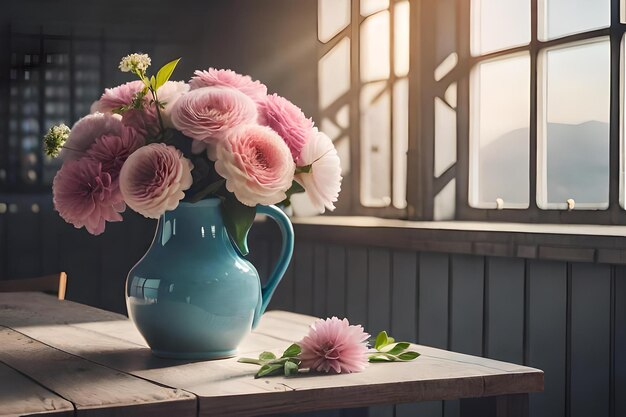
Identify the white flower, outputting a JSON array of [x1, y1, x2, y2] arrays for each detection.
[[43, 123, 71, 157], [157, 81, 190, 128], [119, 53, 151, 74], [295, 128, 342, 213]]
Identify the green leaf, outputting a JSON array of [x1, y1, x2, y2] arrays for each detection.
[[368, 353, 394, 362], [282, 343, 301, 358], [374, 331, 389, 350], [286, 181, 305, 196], [382, 342, 411, 355], [256, 363, 283, 378], [284, 361, 299, 376], [221, 194, 256, 256], [155, 58, 181, 90], [150, 75, 157, 90], [387, 337, 395, 344], [259, 351, 276, 361], [397, 351, 420, 361], [278, 181, 306, 207]]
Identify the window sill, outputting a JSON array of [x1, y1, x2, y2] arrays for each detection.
[[272, 216, 626, 264]]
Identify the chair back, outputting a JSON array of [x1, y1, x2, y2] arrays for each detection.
[[0, 272, 67, 300]]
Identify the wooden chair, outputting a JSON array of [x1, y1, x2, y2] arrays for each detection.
[[0, 272, 67, 300]]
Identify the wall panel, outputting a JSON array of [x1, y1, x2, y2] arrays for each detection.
[[527, 260, 567, 417], [570, 263, 611, 417], [486, 257, 525, 363]]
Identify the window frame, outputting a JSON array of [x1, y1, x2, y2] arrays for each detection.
[[416, 0, 626, 224]]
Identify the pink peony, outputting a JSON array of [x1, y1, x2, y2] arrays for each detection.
[[53, 158, 125, 235], [258, 93, 314, 162], [119, 143, 193, 219], [298, 317, 370, 374], [295, 128, 342, 213], [61, 113, 124, 161], [91, 80, 145, 114], [189, 68, 267, 101], [214, 125, 295, 206], [120, 108, 159, 137], [91, 80, 189, 135], [171, 86, 258, 144], [85, 127, 144, 180]]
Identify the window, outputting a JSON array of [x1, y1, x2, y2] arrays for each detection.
[[319, 0, 626, 224], [316, 0, 410, 217], [1, 29, 103, 193]]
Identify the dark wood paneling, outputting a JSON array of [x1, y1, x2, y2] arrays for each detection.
[[418, 252, 449, 349], [527, 260, 567, 417], [570, 263, 611, 417], [313, 244, 328, 318], [346, 247, 368, 327], [293, 242, 314, 316], [7, 209, 41, 278], [249, 237, 270, 285], [367, 248, 391, 337], [271, 238, 294, 312], [59, 225, 101, 307], [450, 254, 484, 355], [615, 267, 626, 417], [327, 245, 346, 318], [391, 251, 417, 342], [40, 199, 62, 275], [391, 251, 423, 417], [485, 257, 524, 363], [99, 221, 131, 314]]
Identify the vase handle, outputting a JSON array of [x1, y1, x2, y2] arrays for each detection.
[[252, 205, 294, 329]]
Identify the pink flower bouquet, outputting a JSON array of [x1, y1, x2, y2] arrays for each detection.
[[44, 53, 342, 253]]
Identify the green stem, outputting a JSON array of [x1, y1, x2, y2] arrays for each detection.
[[238, 357, 265, 365], [151, 88, 166, 133]]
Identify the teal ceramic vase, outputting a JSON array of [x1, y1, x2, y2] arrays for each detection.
[[125, 198, 294, 359]]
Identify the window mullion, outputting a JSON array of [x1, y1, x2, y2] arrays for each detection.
[[529, 0, 539, 217]]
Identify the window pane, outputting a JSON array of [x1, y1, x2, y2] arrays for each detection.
[[394, 1, 410, 77], [318, 37, 350, 109], [434, 179, 456, 220], [471, 0, 530, 56], [470, 54, 530, 208], [318, 0, 351, 43], [361, 11, 390, 82], [361, 82, 391, 207], [361, 0, 389, 16], [539, 0, 610, 41], [434, 97, 457, 178], [539, 39, 610, 209]]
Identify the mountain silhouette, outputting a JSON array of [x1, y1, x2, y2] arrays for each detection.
[[478, 121, 609, 205]]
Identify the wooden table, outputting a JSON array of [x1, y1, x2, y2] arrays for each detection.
[[0, 293, 543, 417]]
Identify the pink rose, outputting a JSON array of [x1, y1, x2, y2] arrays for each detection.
[[170, 86, 257, 144], [299, 317, 370, 374], [61, 113, 124, 161], [258, 93, 314, 162], [214, 125, 295, 206], [119, 144, 194, 219], [295, 128, 342, 213], [189, 68, 267, 101], [85, 127, 144, 180], [53, 158, 125, 235]]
